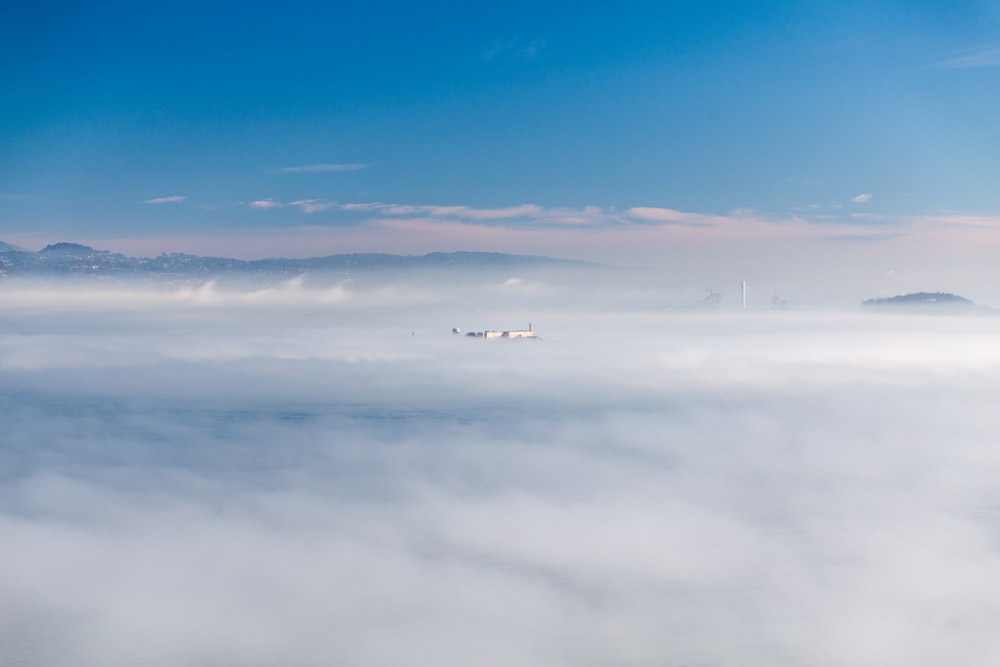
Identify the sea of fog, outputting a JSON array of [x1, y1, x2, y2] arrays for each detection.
[[3, 276, 1000, 666]]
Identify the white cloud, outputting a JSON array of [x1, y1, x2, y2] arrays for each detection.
[[626, 206, 714, 225], [344, 202, 612, 227], [244, 199, 335, 213], [399, 204, 545, 220], [340, 202, 387, 212], [852, 193, 873, 204], [143, 195, 187, 204], [273, 163, 372, 174], [247, 198, 284, 209], [289, 199, 336, 214]]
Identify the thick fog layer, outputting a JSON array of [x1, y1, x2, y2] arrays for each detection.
[[3, 275, 1000, 666]]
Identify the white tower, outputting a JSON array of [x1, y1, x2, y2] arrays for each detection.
[[741, 280, 747, 310]]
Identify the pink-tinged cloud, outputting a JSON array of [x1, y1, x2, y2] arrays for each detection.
[[75, 206, 1000, 306], [290, 199, 336, 214], [852, 193, 873, 204], [144, 195, 187, 204], [355, 211, 911, 270], [30, 197, 1000, 311], [625, 207, 717, 225]]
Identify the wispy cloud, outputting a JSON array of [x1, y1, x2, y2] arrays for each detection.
[[340, 202, 387, 212], [625, 207, 718, 226], [346, 201, 892, 240], [240, 197, 927, 249], [383, 204, 545, 220], [224, 197, 998, 270], [247, 198, 284, 209], [143, 195, 187, 205], [272, 163, 372, 174], [343, 202, 613, 227], [244, 198, 336, 214], [289, 199, 336, 214], [482, 36, 547, 62], [285, 200, 743, 230], [929, 45, 1000, 70]]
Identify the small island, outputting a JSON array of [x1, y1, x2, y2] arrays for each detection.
[[861, 292, 980, 314]]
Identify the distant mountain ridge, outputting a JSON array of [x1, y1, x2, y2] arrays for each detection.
[[0, 241, 597, 279]]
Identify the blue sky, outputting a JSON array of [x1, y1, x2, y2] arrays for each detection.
[[4, 0, 1000, 269]]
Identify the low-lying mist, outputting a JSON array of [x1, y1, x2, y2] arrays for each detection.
[[3, 273, 1000, 666]]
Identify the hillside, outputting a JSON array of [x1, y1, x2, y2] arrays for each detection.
[[0, 242, 597, 282], [861, 292, 984, 314]]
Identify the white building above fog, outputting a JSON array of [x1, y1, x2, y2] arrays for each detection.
[[464, 324, 538, 340], [484, 329, 535, 339]]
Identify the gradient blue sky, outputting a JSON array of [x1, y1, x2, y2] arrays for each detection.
[[4, 0, 1000, 267]]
